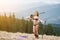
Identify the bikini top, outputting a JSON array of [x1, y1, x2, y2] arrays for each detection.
[[33, 19, 38, 21]]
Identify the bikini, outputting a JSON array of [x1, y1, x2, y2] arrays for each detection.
[[33, 18, 38, 26]]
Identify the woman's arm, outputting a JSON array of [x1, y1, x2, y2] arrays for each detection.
[[39, 18, 45, 24], [25, 15, 33, 21]]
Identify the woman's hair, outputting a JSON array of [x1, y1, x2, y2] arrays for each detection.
[[30, 14, 33, 18], [34, 11, 39, 16]]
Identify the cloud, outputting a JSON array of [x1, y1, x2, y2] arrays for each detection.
[[0, 0, 60, 13], [57, 16, 60, 20], [47, 16, 60, 23], [0, 0, 39, 5], [40, 0, 60, 4], [0, 0, 60, 6]]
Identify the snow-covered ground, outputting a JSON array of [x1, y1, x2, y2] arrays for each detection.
[[0, 31, 60, 40]]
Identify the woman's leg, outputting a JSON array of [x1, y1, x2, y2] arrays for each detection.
[[35, 25, 39, 38], [33, 25, 39, 38], [33, 26, 37, 37]]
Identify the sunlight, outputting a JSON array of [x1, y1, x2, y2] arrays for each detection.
[[0, 0, 39, 13]]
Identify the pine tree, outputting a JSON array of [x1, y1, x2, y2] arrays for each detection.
[[46, 24, 54, 35]]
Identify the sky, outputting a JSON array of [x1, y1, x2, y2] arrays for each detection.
[[0, 0, 60, 13], [0, 0, 60, 24]]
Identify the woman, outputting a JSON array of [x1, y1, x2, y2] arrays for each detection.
[[30, 12, 39, 38], [33, 12, 39, 38], [30, 12, 44, 39]]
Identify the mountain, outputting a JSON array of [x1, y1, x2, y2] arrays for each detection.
[[52, 24, 60, 36], [52, 24, 60, 27]]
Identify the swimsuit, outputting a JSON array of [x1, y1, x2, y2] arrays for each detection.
[[33, 16, 39, 33]]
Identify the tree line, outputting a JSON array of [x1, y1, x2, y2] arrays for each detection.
[[0, 12, 59, 36]]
